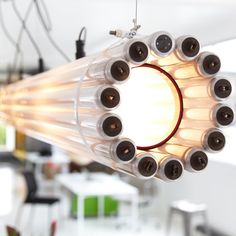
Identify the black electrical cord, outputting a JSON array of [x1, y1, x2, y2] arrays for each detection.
[[12, 0, 45, 72], [75, 27, 87, 59], [34, 0, 71, 62], [34, 0, 52, 32], [12, 0, 42, 58]]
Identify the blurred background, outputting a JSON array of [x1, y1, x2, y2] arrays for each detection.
[[0, 0, 236, 236]]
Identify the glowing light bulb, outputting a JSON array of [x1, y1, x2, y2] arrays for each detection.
[[116, 64, 182, 149]]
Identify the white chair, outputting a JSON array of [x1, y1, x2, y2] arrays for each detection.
[[115, 174, 158, 229], [166, 200, 210, 236]]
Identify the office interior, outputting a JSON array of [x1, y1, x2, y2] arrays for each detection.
[[0, 0, 236, 235]]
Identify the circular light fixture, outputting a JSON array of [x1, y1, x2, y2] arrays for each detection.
[[116, 64, 183, 150]]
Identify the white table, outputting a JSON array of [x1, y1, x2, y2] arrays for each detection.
[[56, 172, 139, 234], [26, 152, 70, 176]]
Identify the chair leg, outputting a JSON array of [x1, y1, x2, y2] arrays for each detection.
[[166, 209, 174, 236], [48, 206, 52, 233], [15, 203, 23, 229], [48, 204, 55, 232], [58, 202, 62, 224], [202, 212, 211, 236], [183, 214, 192, 236], [27, 205, 35, 235]]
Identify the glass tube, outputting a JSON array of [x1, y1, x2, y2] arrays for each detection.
[[7, 38, 149, 91], [152, 35, 200, 67], [157, 144, 208, 172], [170, 128, 226, 152], [178, 77, 232, 100], [181, 104, 235, 128], [0, 35, 155, 177], [168, 52, 221, 80], [92, 138, 137, 163], [116, 152, 158, 179], [4, 57, 131, 97], [146, 31, 175, 59], [151, 152, 184, 181], [183, 98, 217, 109], [2, 85, 121, 117], [0, 95, 124, 140], [0, 54, 132, 168], [78, 84, 121, 111], [0, 110, 136, 170]]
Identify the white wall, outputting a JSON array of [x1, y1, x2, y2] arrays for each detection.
[[0, 167, 14, 216], [1, 0, 236, 69]]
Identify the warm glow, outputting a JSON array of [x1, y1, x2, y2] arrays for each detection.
[[0, 32, 229, 180], [173, 64, 198, 79], [116, 65, 181, 148]]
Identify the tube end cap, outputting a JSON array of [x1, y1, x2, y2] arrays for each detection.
[[164, 160, 183, 180]]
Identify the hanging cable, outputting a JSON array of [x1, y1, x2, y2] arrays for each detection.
[[0, 0, 19, 51], [34, 0, 52, 32], [0, 0, 23, 82], [12, 0, 42, 58], [34, 0, 71, 62], [133, 0, 140, 31], [12, 0, 35, 77], [12, 0, 45, 72], [109, 0, 141, 39]]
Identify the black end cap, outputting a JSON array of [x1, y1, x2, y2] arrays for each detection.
[[214, 79, 232, 99], [155, 34, 173, 53], [164, 160, 183, 180], [138, 156, 157, 177], [116, 141, 136, 162], [100, 87, 120, 109], [129, 41, 149, 63], [190, 151, 208, 171], [102, 116, 122, 137], [110, 60, 130, 82], [216, 106, 234, 126], [181, 37, 200, 58], [203, 55, 221, 75], [207, 131, 225, 151]]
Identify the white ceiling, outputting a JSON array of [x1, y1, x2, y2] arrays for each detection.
[[0, 0, 236, 68]]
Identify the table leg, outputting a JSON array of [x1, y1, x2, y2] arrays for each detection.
[[183, 214, 192, 236], [77, 195, 84, 235], [61, 163, 69, 173], [35, 163, 43, 184], [98, 196, 105, 221], [131, 194, 139, 231]]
